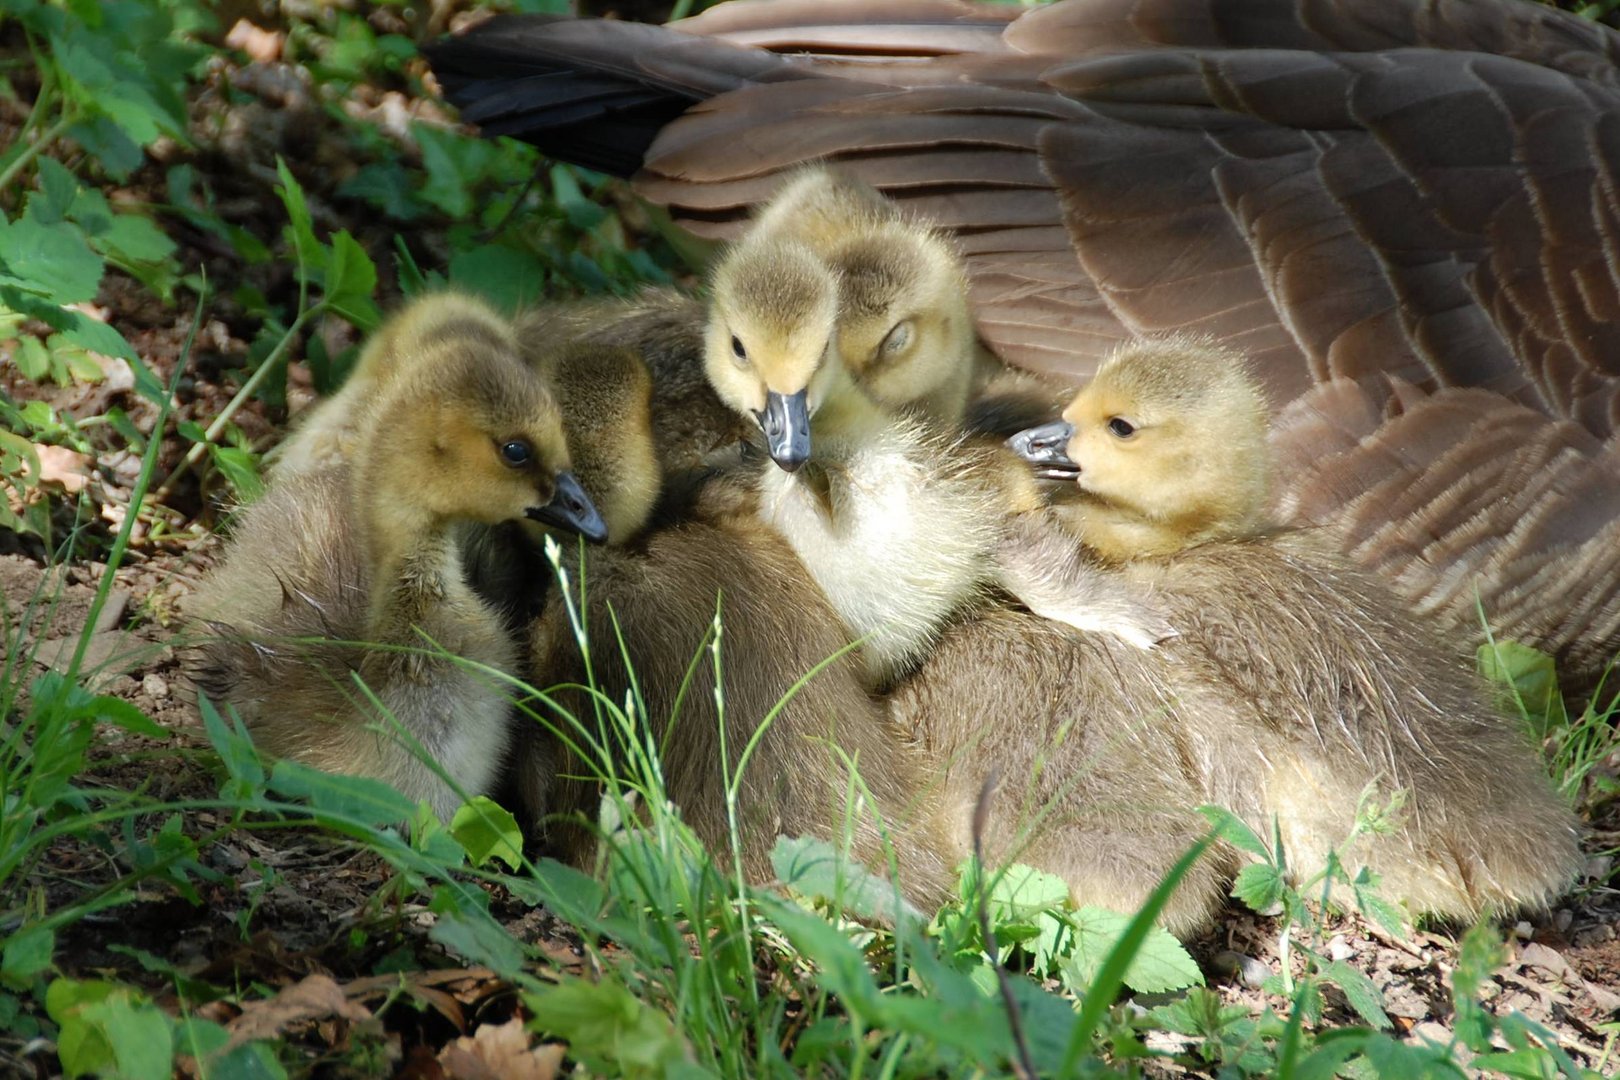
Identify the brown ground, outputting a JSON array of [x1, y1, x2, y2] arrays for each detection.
[[2, 3, 1617, 1074]]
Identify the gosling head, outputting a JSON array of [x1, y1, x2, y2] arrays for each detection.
[[538, 343, 662, 545], [1007, 337, 1271, 543], [361, 298, 608, 543], [829, 219, 976, 424], [704, 233, 841, 472]]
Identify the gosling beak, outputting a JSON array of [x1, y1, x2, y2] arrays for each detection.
[[527, 471, 609, 544], [755, 389, 811, 473], [1007, 420, 1080, 481]]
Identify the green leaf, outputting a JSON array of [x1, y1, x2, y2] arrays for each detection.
[[85, 695, 167, 739], [267, 759, 415, 826], [206, 1040, 288, 1080], [1, 926, 54, 988], [524, 978, 693, 1076], [414, 123, 484, 218], [35, 158, 79, 222], [1231, 862, 1287, 913], [1477, 639, 1568, 736], [771, 835, 922, 925], [322, 230, 380, 331], [755, 895, 883, 1012], [1350, 867, 1408, 939], [1061, 833, 1219, 1071], [274, 158, 325, 278], [1063, 906, 1202, 994], [198, 695, 266, 802], [14, 335, 50, 380], [1321, 959, 1391, 1029], [427, 888, 525, 978], [47, 978, 173, 1080], [95, 212, 178, 267], [0, 283, 137, 361], [0, 211, 103, 304], [449, 796, 523, 870], [447, 245, 546, 313], [208, 445, 264, 501], [66, 116, 144, 179], [989, 862, 1070, 915], [1197, 804, 1271, 860]]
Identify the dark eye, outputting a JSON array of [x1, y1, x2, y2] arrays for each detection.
[[500, 439, 533, 468], [731, 334, 748, 366], [1107, 418, 1136, 439]]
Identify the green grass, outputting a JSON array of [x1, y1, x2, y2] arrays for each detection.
[[3, 1, 1618, 1077]]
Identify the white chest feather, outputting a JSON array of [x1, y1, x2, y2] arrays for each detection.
[[758, 426, 997, 683]]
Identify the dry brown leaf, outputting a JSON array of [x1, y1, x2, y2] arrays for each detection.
[[34, 445, 92, 494], [227, 973, 374, 1047], [225, 19, 285, 63], [438, 1018, 563, 1080]]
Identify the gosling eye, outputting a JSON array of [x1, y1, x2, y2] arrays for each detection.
[[1107, 417, 1137, 440], [731, 334, 749, 368], [880, 320, 913, 355], [499, 439, 534, 468]]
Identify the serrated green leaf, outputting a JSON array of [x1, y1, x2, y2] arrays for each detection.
[[449, 796, 523, 870], [274, 158, 325, 278], [267, 759, 415, 826], [1351, 872, 1408, 940], [0, 283, 137, 361], [14, 335, 49, 380], [322, 230, 380, 331], [1, 926, 54, 987], [1197, 804, 1271, 860], [66, 116, 144, 179], [0, 212, 103, 304], [1063, 906, 1202, 994], [95, 212, 177, 266], [34, 158, 78, 223], [989, 862, 1070, 914], [1321, 959, 1390, 1029], [771, 835, 921, 925], [1231, 862, 1286, 913]]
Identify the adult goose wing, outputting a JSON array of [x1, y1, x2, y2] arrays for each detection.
[[425, 0, 1620, 684]]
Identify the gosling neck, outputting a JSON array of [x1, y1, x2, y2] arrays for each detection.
[[806, 368, 892, 461], [1050, 496, 1232, 564], [352, 439, 464, 640]]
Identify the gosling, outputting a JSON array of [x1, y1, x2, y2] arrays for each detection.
[[511, 342, 963, 910], [187, 293, 606, 820], [1008, 337, 1583, 920]]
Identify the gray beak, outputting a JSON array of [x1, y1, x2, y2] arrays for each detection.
[[1007, 420, 1080, 481], [527, 470, 609, 544], [756, 389, 811, 473]]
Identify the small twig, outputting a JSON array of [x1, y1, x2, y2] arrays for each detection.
[[972, 772, 1039, 1080], [155, 306, 317, 500], [1361, 919, 1429, 963], [476, 170, 541, 243], [0, 111, 75, 195]]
